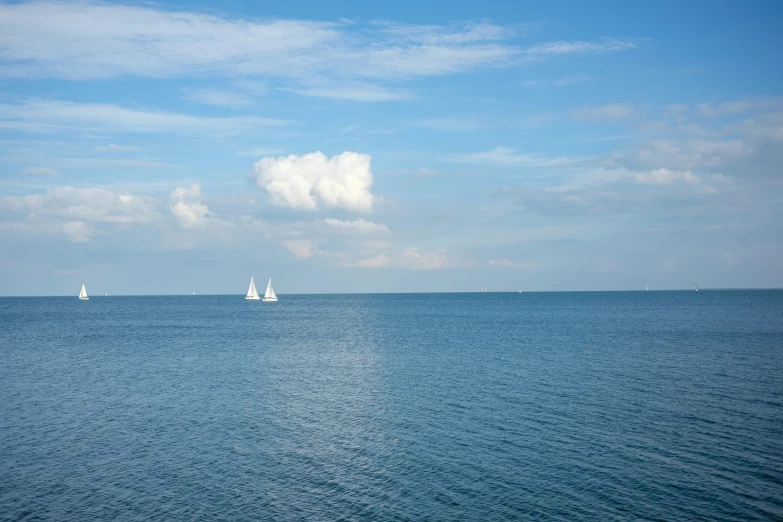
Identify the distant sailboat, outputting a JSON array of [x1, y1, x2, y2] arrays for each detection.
[[78, 284, 89, 301], [246, 277, 260, 300], [646, 285, 649, 291], [694, 282, 699, 292], [262, 278, 278, 302]]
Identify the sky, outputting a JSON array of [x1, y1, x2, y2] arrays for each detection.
[[0, 0, 781, 295]]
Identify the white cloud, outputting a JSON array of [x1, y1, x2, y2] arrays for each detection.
[[571, 104, 634, 121], [0, 186, 159, 241], [169, 183, 211, 229], [21, 166, 59, 176], [322, 218, 389, 234], [95, 144, 140, 152], [418, 168, 438, 177], [282, 239, 320, 259], [0, 99, 284, 135], [0, 2, 640, 87], [253, 151, 375, 213], [4, 187, 158, 224], [633, 168, 701, 185], [60, 220, 94, 242]]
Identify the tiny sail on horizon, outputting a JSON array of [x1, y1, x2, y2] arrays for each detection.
[[694, 282, 699, 292], [78, 284, 89, 301], [263, 278, 278, 302], [246, 276, 260, 300]]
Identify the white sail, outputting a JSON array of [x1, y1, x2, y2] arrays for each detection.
[[78, 284, 89, 300], [245, 276, 260, 300], [263, 278, 277, 302]]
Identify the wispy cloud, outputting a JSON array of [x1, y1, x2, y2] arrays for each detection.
[[55, 158, 176, 169], [414, 117, 485, 132], [571, 104, 634, 121], [521, 75, 592, 88], [633, 168, 701, 186], [0, 2, 641, 91], [95, 144, 141, 152], [521, 38, 642, 59], [238, 147, 288, 157], [339, 124, 359, 135], [294, 84, 415, 102], [322, 218, 389, 234], [347, 247, 453, 269], [578, 135, 631, 143], [183, 89, 252, 109], [453, 146, 579, 167], [0, 99, 284, 135], [488, 258, 540, 269], [282, 239, 321, 259], [374, 21, 516, 45], [20, 166, 59, 176]]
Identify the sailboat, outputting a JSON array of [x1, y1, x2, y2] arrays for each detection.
[[78, 284, 89, 301], [245, 276, 260, 300], [262, 278, 278, 302], [646, 285, 649, 291], [694, 283, 699, 292]]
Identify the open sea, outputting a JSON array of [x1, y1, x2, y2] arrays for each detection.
[[1, 291, 782, 521]]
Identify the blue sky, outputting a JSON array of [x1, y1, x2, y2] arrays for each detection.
[[0, 0, 781, 295]]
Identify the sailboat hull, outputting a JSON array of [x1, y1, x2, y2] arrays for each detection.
[[79, 297, 89, 301], [245, 296, 260, 300], [262, 297, 277, 302]]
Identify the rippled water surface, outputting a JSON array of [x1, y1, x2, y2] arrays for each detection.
[[1, 291, 782, 521]]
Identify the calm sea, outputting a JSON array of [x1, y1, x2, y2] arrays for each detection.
[[1, 291, 782, 521]]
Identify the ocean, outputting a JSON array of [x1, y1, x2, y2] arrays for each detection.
[[1, 291, 782, 520]]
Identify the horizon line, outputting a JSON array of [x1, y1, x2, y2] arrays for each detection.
[[2, 288, 782, 298]]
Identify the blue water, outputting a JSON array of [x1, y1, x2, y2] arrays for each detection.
[[1, 291, 782, 521]]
